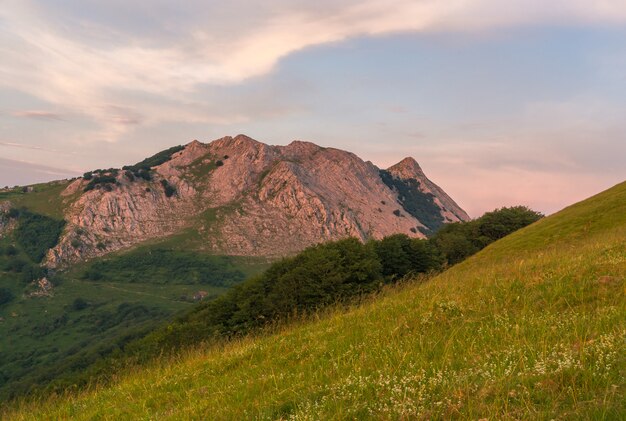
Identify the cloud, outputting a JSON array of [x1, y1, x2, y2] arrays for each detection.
[[0, 141, 65, 153], [11, 110, 64, 121], [2, 0, 626, 143], [0, 157, 78, 186]]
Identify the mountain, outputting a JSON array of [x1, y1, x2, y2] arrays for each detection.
[[6, 180, 623, 419], [42, 134, 468, 267], [0, 134, 467, 402]]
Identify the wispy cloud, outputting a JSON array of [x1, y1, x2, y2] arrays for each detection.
[[0, 157, 79, 186], [11, 110, 64, 121], [2, 0, 626, 143], [0, 141, 70, 154]]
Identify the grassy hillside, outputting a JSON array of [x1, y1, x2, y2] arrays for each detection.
[[0, 218, 268, 400], [5, 183, 624, 419]]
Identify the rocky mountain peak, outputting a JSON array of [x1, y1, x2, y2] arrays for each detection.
[[388, 157, 426, 180], [46, 135, 469, 266]]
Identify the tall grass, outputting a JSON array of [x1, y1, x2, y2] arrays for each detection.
[[3, 182, 625, 420]]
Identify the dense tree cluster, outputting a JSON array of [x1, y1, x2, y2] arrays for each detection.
[[14, 209, 66, 263], [431, 206, 543, 265]]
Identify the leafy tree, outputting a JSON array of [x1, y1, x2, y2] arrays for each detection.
[[432, 206, 543, 265], [478, 206, 543, 241], [374, 234, 443, 279]]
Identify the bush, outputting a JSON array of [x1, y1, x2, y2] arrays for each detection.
[[14, 210, 66, 262], [71, 298, 89, 311], [4, 257, 27, 272], [136, 170, 152, 181], [0, 288, 14, 305], [123, 145, 184, 173], [215, 160, 224, 167], [160, 180, 176, 198], [83, 172, 93, 180], [21, 264, 45, 283], [83, 175, 117, 192], [5, 244, 17, 256]]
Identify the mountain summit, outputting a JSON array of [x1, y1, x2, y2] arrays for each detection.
[[46, 135, 469, 266]]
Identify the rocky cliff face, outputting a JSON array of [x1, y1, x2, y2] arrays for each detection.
[[45, 135, 469, 266]]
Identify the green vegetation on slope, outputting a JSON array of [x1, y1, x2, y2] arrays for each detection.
[[1, 206, 542, 410], [122, 145, 184, 173], [5, 181, 624, 420], [13, 209, 66, 262], [0, 181, 73, 219], [81, 248, 246, 286], [0, 222, 265, 401], [379, 169, 444, 234]]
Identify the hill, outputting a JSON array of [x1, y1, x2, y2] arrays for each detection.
[[5, 182, 623, 419]]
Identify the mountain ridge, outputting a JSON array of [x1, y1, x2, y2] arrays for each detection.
[[5, 134, 468, 267]]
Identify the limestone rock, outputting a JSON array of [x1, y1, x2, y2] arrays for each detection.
[[45, 135, 469, 265]]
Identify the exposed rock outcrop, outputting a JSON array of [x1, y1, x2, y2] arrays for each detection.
[[44, 135, 469, 266]]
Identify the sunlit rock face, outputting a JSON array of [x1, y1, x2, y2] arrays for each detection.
[[47, 134, 469, 266]]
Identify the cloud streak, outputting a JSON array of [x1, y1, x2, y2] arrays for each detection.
[[11, 110, 64, 121]]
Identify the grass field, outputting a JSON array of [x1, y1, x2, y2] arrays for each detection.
[[4, 183, 623, 419]]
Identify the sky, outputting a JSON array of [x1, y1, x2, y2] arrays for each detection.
[[1, 1, 626, 216]]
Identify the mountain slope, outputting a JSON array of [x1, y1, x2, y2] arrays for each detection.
[[38, 134, 468, 266], [9, 182, 624, 420]]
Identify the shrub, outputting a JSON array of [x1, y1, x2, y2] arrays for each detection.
[[83, 172, 93, 180], [393, 209, 401, 217], [215, 160, 224, 167], [136, 170, 152, 181], [71, 298, 89, 311], [123, 145, 184, 173], [160, 180, 176, 198], [0, 288, 14, 305], [21, 264, 45, 283], [15, 210, 66, 262], [4, 257, 27, 273], [5, 244, 17, 256], [83, 175, 117, 192]]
